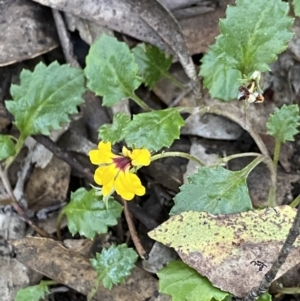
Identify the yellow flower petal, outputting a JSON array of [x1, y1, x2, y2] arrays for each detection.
[[94, 165, 118, 196], [89, 141, 115, 165], [115, 170, 145, 201], [122, 146, 131, 157], [130, 149, 151, 166]]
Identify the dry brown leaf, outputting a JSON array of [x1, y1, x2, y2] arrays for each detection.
[[25, 156, 70, 212], [0, 0, 58, 66], [9, 237, 158, 301], [149, 206, 300, 297]]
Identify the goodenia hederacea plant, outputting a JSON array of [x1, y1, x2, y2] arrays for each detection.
[[89, 244, 138, 298], [59, 188, 123, 239], [293, 0, 300, 16], [15, 280, 55, 301], [158, 261, 230, 301], [0, 135, 16, 161], [99, 109, 185, 152], [200, 0, 294, 101], [98, 113, 131, 144], [132, 43, 178, 89], [84, 35, 149, 110], [170, 164, 255, 216], [5, 61, 85, 153], [267, 104, 300, 171]]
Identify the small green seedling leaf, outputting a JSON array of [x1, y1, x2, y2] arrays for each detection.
[[149, 206, 300, 297], [170, 165, 253, 216], [293, 0, 300, 17], [267, 104, 300, 143], [0, 135, 15, 161], [124, 108, 184, 151], [6, 62, 85, 140], [85, 35, 142, 106], [62, 188, 123, 239], [15, 281, 49, 301], [132, 43, 172, 89], [158, 261, 230, 301], [200, 0, 294, 101], [91, 244, 138, 289], [99, 113, 131, 144]]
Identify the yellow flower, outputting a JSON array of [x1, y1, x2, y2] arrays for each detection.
[[89, 141, 151, 201]]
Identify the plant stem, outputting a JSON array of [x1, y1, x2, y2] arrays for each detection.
[[273, 139, 281, 173], [123, 200, 148, 259], [239, 156, 265, 178], [131, 93, 153, 111], [151, 151, 204, 166], [214, 152, 261, 166], [243, 204, 300, 301], [0, 166, 52, 238], [41, 280, 57, 286], [290, 194, 300, 208]]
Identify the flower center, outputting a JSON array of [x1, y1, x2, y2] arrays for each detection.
[[113, 156, 131, 171]]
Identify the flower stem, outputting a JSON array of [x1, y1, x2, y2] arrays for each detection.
[[131, 93, 153, 111], [213, 152, 262, 166], [151, 151, 204, 166], [290, 194, 300, 208], [273, 139, 281, 173], [0, 166, 52, 238]]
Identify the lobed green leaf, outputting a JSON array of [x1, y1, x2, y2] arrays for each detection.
[[266, 104, 300, 143], [124, 108, 184, 151], [85, 35, 142, 106], [158, 261, 230, 301], [170, 166, 253, 216], [132, 43, 172, 89], [0, 135, 15, 161], [6, 62, 85, 139], [293, 0, 300, 17], [62, 188, 123, 239], [15, 282, 49, 301], [200, 0, 294, 101], [98, 113, 131, 144], [91, 244, 138, 289]]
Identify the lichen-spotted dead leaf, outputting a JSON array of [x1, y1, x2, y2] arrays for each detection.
[[148, 206, 300, 297]]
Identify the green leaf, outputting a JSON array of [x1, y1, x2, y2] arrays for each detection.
[[149, 206, 299, 297], [132, 43, 172, 89], [6, 62, 85, 140], [15, 282, 49, 301], [257, 293, 272, 301], [99, 113, 131, 144], [124, 108, 184, 151], [200, 0, 294, 101], [91, 244, 138, 289], [62, 188, 123, 239], [0, 135, 15, 161], [170, 165, 253, 216], [85, 35, 142, 106], [266, 104, 300, 143], [158, 261, 229, 301], [200, 44, 241, 100], [293, 0, 300, 17]]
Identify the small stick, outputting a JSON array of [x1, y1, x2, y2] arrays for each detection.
[[123, 200, 148, 259], [33, 135, 94, 184], [243, 205, 300, 300], [0, 167, 52, 238], [51, 9, 80, 68]]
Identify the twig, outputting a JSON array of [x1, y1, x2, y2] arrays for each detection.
[[0, 167, 52, 238], [123, 200, 148, 259], [51, 9, 80, 68], [242, 206, 300, 300], [33, 135, 94, 183]]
